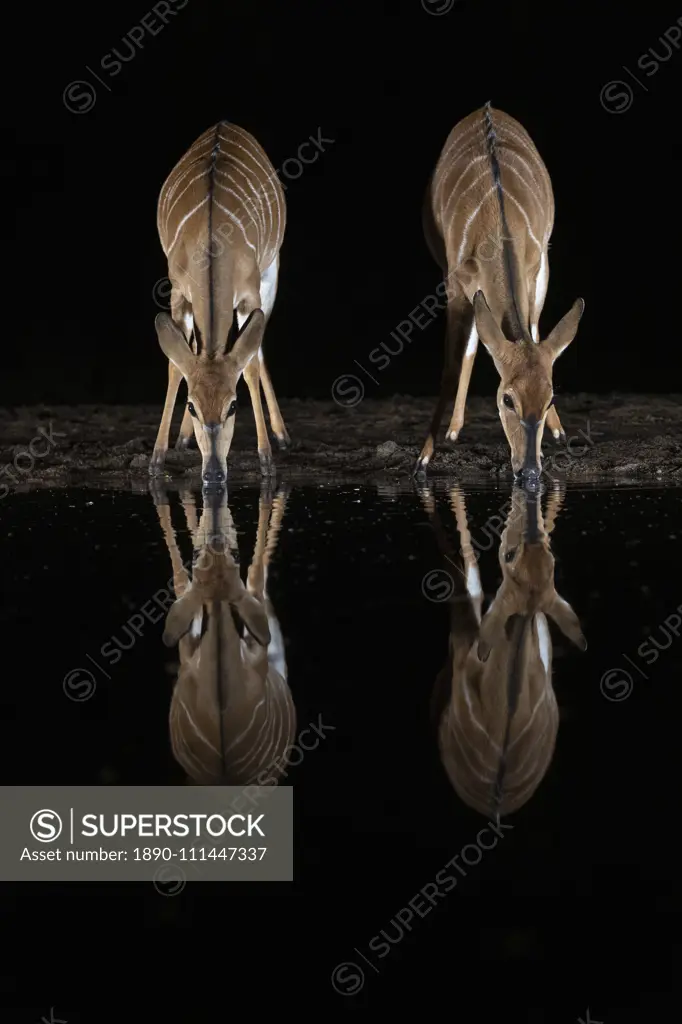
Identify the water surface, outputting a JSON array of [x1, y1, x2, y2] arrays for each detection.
[[2, 480, 681, 1016]]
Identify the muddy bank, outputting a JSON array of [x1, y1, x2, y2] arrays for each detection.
[[2, 394, 682, 492]]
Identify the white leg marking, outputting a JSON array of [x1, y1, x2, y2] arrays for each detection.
[[536, 613, 551, 674], [266, 611, 287, 680], [183, 311, 194, 340], [465, 321, 479, 356], [466, 563, 482, 599], [260, 258, 279, 320], [535, 251, 548, 313], [190, 609, 203, 639], [531, 251, 548, 343]]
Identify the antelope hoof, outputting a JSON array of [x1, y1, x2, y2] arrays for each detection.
[[259, 450, 275, 478], [445, 427, 461, 444], [149, 453, 166, 477], [276, 432, 291, 451], [149, 479, 169, 506], [175, 434, 197, 451], [413, 456, 428, 480]]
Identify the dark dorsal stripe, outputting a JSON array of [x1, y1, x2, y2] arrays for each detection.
[[482, 102, 528, 343], [206, 125, 220, 357]]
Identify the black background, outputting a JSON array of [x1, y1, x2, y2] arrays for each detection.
[[2, 1, 682, 1018], [3, 0, 682, 407]]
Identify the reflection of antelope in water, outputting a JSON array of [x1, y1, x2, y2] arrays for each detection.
[[152, 483, 296, 785], [421, 483, 585, 819]]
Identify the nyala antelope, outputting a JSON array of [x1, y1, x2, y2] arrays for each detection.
[[421, 483, 585, 819], [152, 483, 296, 786], [416, 103, 585, 485], [152, 122, 289, 487]]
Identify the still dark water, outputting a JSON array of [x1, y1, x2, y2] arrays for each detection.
[[2, 481, 682, 1020]]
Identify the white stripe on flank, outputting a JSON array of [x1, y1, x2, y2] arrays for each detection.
[[213, 176, 260, 247], [460, 680, 502, 753], [445, 169, 496, 228], [219, 127, 279, 249], [212, 199, 256, 251], [497, 157, 544, 210], [166, 195, 210, 256], [165, 168, 211, 227], [162, 142, 215, 211], [439, 118, 486, 169], [440, 154, 489, 219], [500, 129, 550, 191], [496, 143, 547, 201], [215, 166, 266, 241], [501, 188, 542, 251], [228, 125, 282, 248], [456, 185, 497, 263]]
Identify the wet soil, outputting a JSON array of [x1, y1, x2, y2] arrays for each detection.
[[2, 394, 682, 492]]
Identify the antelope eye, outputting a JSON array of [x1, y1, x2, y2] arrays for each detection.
[[227, 400, 237, 418], [502, 394, 515, 410], [187, 402, 197, 417], [505, 548, 517, 563]]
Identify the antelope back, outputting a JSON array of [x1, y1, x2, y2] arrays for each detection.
[[431, 104, 553, 331], [157, 121, 286, 354]]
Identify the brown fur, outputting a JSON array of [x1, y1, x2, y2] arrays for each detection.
[[151, 122, 289, 482], [422, 483, 585, 818], [416, 105, 585, 478], [153, 484, 296, 786]]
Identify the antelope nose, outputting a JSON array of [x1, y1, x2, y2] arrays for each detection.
[[521, 466, 540, 489], [203, 460, 225, 486]]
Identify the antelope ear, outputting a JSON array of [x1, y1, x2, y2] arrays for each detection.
[[155, 313, 195, 377], [542, 298, 585, 362], [546, 594, 586, 650], [229, 309, 265, 371], [232, 590, 271, 647], [163, 589, 201, 646], [473, 290, 514, 368]]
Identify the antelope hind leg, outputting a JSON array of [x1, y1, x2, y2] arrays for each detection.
[[414, 295, 472, 477], [151, 359, 182, 476], [260, 354, 290, 450], [175, 403, 197, 450], [244, 358, 275, 478]]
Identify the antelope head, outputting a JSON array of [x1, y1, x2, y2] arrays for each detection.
[[472, 291, 585, 487], [478, 485, 586, 661], [154, 309, 265, 488]]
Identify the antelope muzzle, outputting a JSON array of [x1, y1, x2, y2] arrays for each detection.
[[202, 422, 226, 489], [517, 415, 541, 489]]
